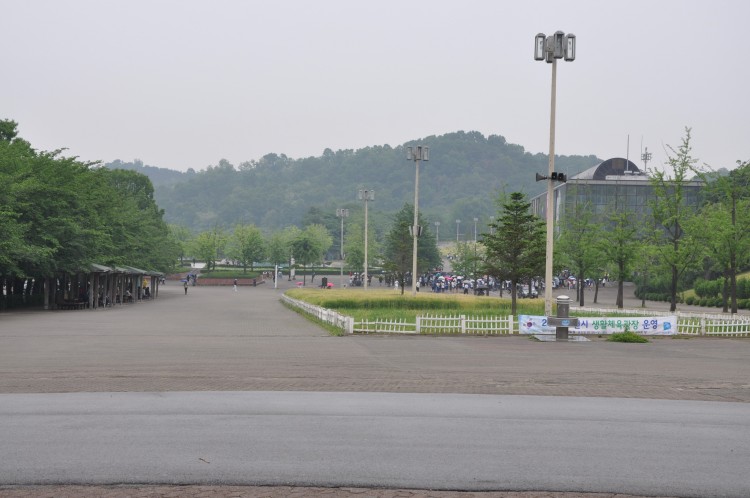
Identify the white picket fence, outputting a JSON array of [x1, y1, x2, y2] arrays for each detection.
[[280, 294, 354, 334], [355, 318, 415, 334], [281, 295, 750, 337], [353, 315, 515, 335]]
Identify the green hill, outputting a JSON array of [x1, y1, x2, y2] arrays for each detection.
[[108, 130, 600, 233]]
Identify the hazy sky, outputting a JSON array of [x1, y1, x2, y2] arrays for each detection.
[[4, 0, 749, 173]]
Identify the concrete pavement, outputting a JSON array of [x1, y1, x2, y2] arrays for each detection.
[[1, 280, 748, 401], [1, 278, 748, 497]]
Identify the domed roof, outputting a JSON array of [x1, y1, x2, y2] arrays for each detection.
[[573, 158, 644, 180]]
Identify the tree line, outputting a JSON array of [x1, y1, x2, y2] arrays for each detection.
[[113, 130, 601, 235], [0, 120, 180, 307], [170, 202, 442, 289]]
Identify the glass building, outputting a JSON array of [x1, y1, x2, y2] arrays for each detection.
[[530, 157, 703, 228]]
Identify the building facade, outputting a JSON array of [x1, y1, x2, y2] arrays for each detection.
[[530, 157, 703, 228]]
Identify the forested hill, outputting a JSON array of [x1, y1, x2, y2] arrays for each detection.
[[108, 131, 601, 233], [106, 159, 198, 187]]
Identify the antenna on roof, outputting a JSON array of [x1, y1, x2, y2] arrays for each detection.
[[641, 146, 652, 173], [626, 135, 630, 173]]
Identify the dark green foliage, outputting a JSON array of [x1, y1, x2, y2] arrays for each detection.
[[740, 278, 750, 299], [482, 192, 546, 314], [382, 203, 441, 292], [140, 131, 600, 233], [106, 159, 198, 187], [694, 278, 722, 298], [0, 120, 180, 282]]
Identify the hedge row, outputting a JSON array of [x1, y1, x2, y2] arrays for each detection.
[[694, 277, 750, 299], [684, 296, 750, 309]]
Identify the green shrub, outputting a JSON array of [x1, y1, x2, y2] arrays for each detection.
[[607, 331, 649, 343], [739, 278, 750, 299], [685, 296, 695, 305], [693, 278, 722, 298]]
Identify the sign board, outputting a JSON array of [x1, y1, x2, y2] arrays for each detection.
[[519, 315, 677, 335]]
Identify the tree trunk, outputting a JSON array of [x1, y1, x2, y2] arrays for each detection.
[[593, 280, 599, 304], [616, 260, 625, 309], [670, 265, 678, 312], [579, 275, 585, 307]]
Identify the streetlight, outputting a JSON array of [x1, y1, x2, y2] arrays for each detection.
[[473, 217, 479, 279], [434, 221, 440, 245], [407, 145, 429, 296], [456, 219, 461, 242], [534, 30, 576, 318], [336, 208, 349, 288], [358, 189, 374, 290]]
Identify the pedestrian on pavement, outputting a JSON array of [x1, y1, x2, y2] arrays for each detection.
[[184, 280, 188, 295], [233, 279, 238, 292]]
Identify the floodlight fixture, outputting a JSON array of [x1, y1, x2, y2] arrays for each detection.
[[534, 33, 546, 61], [564, 33, 576, 61]]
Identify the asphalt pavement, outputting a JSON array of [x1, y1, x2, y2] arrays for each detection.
[[1, 276, 748, 497]]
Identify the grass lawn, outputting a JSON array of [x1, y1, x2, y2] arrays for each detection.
[[286, 287, 546, 321]]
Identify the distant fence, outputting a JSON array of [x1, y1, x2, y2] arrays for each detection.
[[281, 297, 750, 337]]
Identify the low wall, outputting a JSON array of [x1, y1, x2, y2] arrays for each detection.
[[197, 278, 265, 286]]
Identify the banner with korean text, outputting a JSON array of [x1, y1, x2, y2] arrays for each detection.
[[518, 315, 677, 335]]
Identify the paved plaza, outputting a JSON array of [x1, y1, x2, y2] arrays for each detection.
[[1, 279, 749, 401], [1, 279, 749, 498]]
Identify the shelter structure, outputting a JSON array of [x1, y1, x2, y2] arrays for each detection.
[[40, 264, 163, 310]]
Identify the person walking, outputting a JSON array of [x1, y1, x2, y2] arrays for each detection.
[[233, 278, 238, 292], [184, 280, 188, 295]]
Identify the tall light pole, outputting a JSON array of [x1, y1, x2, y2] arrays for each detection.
[[434, 221, 440, 245], [473, 217, 479, 279], [407, 145, 429, 296], [336, 208, 349, 288], [456, 219, 461, 242], [534, 30, 576, 317], [358, 189, 374, 290]]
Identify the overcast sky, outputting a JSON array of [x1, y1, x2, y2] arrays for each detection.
[[4, 0, 748, 173]]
